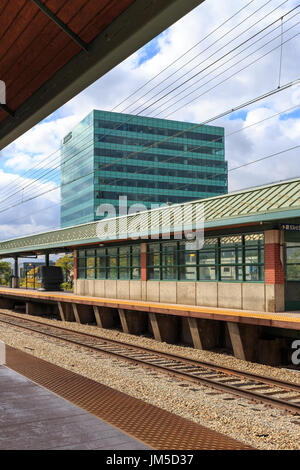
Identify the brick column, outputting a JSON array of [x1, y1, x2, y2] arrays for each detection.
[[141, 243, 147, 282], [73, 250, 77, 281], [265, 230, 284, 284], [264, 230, 285, 312]]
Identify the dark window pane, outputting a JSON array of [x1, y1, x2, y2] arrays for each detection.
[[132, 246, 141, 255], [199, 250, 216, 264], [179, 266, 197, 280], [178, 251, 197, 265], [86, 249, 95, 256], [119, 268, 130, 279], [162, 253, 176, 267], [220, 266, 236, 281], [78, 269, 85, 279], [199, 266, 216, 280], [86, 268, 95, 279], [287, 265, 300, 280], [245, 248, 259, 264], [132, 268, 141, 279], [86, 257, 94, 268], [148, 252, 160, 266], [286, 247, 300, 263], [149, 244, 160, 253], [245, 265, 260, 281], [221, 249, 235, 264], [162, 267, 176, 280], [148, 267, 160, 280], [132, 255, 140, 267], [107, 267, 117, 279], [119, 256, 129, 268]]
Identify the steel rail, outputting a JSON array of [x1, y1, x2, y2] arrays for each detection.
[[0, 310, 298, 391], [0, 311, 299, 414]]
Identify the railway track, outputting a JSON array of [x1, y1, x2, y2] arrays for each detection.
[[0, 311, 300, 415]]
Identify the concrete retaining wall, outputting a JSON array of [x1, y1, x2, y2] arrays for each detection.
[[74, 280, 284, 312]]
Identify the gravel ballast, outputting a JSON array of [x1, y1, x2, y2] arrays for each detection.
[[0, 309, 299, 450]]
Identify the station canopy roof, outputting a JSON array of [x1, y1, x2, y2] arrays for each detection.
[[0, 177, 300, 258], [0, 0, 203, 150]]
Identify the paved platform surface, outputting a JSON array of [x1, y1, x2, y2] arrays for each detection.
[[0, 286, 300, 330], [0, 366, 149, 450]]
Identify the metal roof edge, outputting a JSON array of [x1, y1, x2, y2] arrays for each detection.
[[0, 177, 299, 248]]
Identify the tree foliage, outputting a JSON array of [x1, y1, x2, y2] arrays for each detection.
[[0, 261, 12, 285], [55, 254, 74, 283]]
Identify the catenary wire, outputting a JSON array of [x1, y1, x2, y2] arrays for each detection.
[[127, 0, 293, 115], [1, 102, 299, 234], [0, 79, 298, 216], [1, 15, 297, 208], [0, 0, 290, 198]]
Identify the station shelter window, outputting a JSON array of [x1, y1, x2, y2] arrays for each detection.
[[77, 245, 140, 280], [147, 233, 264, 282], [286, 242, 300, 280]]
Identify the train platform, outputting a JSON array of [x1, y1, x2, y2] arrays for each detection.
[[1, 345, 253, 450], [0, 286, 300, 331], [0, 365, 148, 450]]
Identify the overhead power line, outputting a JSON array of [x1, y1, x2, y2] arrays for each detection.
[[112, 0, 258, 112], [0, 78, 298, 216], [0, 0, 288, 198], [1, 102, 299, 231], [127, 0, 293, 115], [1, 17, 298, 209]]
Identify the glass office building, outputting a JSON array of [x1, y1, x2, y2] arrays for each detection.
[[61, 110, 227, 228]]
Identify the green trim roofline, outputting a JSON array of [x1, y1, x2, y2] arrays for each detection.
[[1, 177, 300, 257]]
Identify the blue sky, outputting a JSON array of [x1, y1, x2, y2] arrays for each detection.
[[279, 108, 300, 120], [137, 36, 162, 66], [0, 0, 299, 241]]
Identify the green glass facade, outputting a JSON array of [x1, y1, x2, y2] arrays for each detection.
[[77, 232, 264, 283], [147, 233, 264, 282], [286, 242, 300, 280], [77, 245, 141, 280], [61, 110, 227, 228]]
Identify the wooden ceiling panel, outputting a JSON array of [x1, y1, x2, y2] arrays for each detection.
[[0, 1, 26, 42], [0, 0, 138, 124], [2, 0, 136, 114], [0, 1, 35, 57], [10, 41, 79, 111], [5, 18, 68, 86], [44, 0, 70, 13], [9, 34, 78, 109], [66, 0, 112, 35], [0, 109, 6, 122], [0, 11, 50, 79], [0, 0, 9, 16], [78, 0, 134, 43], [45, 0, 88, 25], [0, 0, 202, 143]]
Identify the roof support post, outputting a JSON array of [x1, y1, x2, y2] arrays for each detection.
[[187, 317, 203, 350], [31, 0, 89, 51], [227, 322, 246, 361]]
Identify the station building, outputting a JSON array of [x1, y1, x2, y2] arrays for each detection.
[[1, 177, 300, 365], [60, 177, 300, 314], [60, 110, 227, 227]]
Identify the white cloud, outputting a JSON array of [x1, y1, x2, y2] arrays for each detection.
[[0, 0, 299, 238]]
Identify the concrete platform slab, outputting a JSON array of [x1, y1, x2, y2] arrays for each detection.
[[0, 366, 149, 450], [1, 286, 300, 331]]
